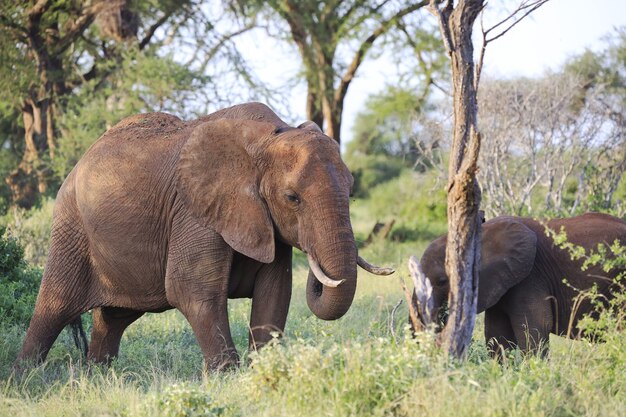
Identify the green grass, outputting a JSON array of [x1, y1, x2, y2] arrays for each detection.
[[0, 174, 624, 416]]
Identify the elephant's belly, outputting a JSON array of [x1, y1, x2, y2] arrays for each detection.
[[86, 222, 170, 310]]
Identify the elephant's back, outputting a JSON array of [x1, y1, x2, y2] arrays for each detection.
[[73, 112, 188, 207], [548, 213, 626, 248], [79, 112, 187, 163]]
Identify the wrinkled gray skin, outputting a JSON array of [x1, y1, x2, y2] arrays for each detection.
[[419, 213, 626, 356], [17, 103, 366, 371]]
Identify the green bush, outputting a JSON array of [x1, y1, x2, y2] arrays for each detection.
[[2, 197, 54, 268], [347, 155, 405, 198], [351, 170, 448, 244], [0, 226, 42, 327], [547, 226, 626, 342], [141, 383, 228, 417]]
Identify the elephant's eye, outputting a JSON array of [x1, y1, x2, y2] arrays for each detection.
[[285, 192, 300, 204]]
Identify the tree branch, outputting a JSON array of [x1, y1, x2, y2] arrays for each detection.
[[335, 0, 430, 107], [139, 10, 175, 50], [484, 0, 550, 43], [196, 23, 256, 71], [54, 2, 111, 54]]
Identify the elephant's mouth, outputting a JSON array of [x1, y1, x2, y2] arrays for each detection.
[[436, 302, 449, 331], [416, 301, 449, 332]]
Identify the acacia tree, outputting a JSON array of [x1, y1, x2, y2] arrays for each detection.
[[0, 0, 255, 208], [233, 0, 437, 143], [0, 1, 190, 206]]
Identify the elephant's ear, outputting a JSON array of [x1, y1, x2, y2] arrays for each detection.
[[478, 218, 537, 311], [176, 119, 275, 263]]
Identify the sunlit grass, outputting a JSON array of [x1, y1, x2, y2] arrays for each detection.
[[2, 315, 624, 417]]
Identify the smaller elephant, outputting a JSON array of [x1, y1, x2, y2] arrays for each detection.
[[418, 213, 625, 356]]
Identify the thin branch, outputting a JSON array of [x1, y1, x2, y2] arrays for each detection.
[[0, 14, 29, 36], [484, 0, 550, 44], [400, 277, 422, 333], [334, 0, 430, 107], [54, 2, 111, 54], [139, 10, 175, 50], [389, 299, 403, 344], [197, 23, 256, 70]]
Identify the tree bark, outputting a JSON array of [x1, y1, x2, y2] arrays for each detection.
[[431, 0, 483, 358]]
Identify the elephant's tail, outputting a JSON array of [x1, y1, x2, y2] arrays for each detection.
[[69, 315, 88, 358]]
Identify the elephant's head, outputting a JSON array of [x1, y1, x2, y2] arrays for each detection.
[[418, 217, 538, 327], [176, 103, 391, 321]]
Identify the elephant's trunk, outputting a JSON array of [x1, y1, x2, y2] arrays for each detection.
[[305, 226, 357, 321]]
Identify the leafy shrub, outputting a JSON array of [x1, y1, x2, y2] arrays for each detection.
[[547, 227, 626, 341], [0, 226, 42, 326], [569, 240, 625, 341], [348, 155, 405, 198], [2, 197, 54, 268], [142, 383, 228, 417]]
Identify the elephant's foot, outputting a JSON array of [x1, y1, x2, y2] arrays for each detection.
[[204, 348, 240, 372]]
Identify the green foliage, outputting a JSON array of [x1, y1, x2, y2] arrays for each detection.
[[1, 198, 54, 268], [345, 86, 446, 197], [54, 48, 209, 180], [0, 226, 42, 327], [348, 154, 405, 198], [352, 170, 448, 243], [145, 383, 228, 417], [545, 226, 626, 342], [565, 27, 626, 108], [347, 87, 422, 160]]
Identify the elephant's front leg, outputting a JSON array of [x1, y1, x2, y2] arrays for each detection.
[[484, 306, 518, 361], [504, 286, 553, 357], [166, 220, 239, 371], [249, 242, 292, 350]]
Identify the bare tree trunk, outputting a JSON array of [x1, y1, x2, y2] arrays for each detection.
[[6, 98, 54, 208], [306, 90, 324, 128], [430, 0, 483, 358]]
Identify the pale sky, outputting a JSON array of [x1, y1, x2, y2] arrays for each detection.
[[479, 0, 626, 77], [235, 0, 626, 143]]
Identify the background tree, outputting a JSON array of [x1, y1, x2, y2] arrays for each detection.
[[232, 0, 439, 143], [478, 29, 626, 217], [0, 0, 255, 209]]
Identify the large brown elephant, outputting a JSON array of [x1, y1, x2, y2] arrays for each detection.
[[418, 213, 625, 356], [17, 102, 391, 370]]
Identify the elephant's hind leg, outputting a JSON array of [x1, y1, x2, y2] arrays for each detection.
[[17, 216, 93, 365], [88, 307, 144, 364]]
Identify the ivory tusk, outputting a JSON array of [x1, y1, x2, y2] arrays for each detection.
[[357, 256, 395, 275], [307, 254, 346, 288]]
